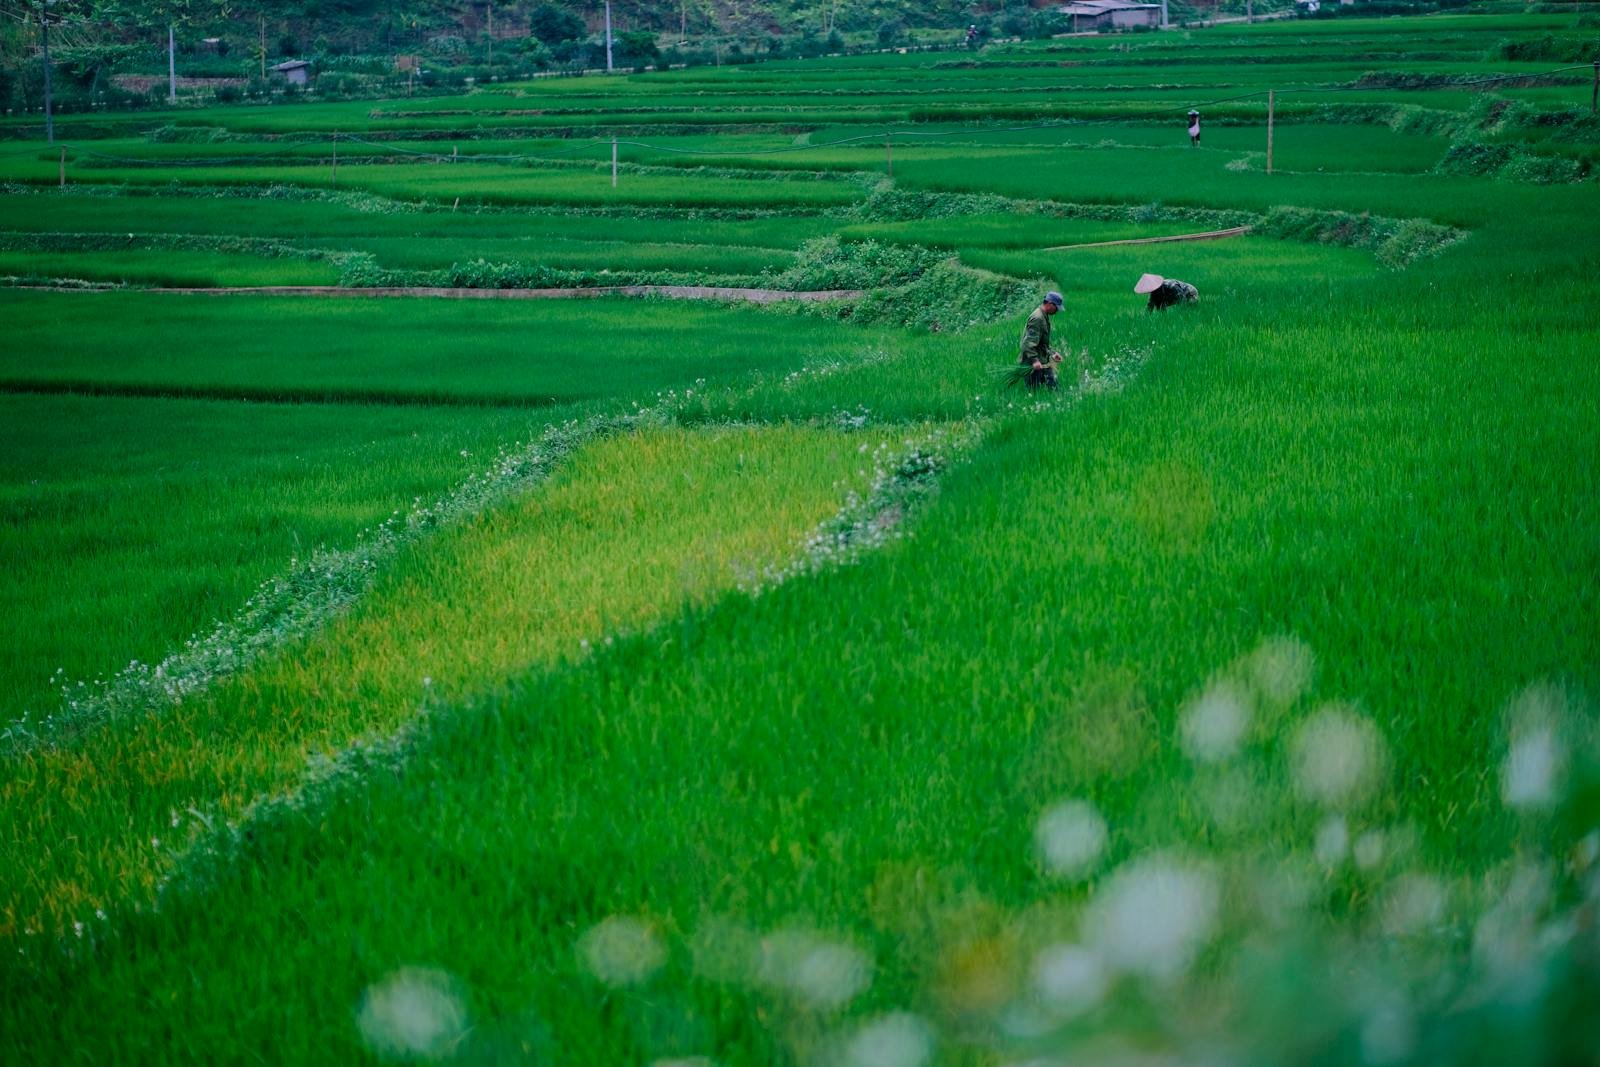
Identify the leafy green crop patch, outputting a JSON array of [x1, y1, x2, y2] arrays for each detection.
[[0, 393, 541, 727], [0, 248, 340, 288], [0, 290, 899, 406], [0, 423, 901, 937]]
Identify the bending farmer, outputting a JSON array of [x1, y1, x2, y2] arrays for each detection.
[[1135, 273, 1199, 312], [1018, 290, 1065, 390]]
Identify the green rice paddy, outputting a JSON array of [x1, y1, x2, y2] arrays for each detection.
[[1, 10, 1596, 1066]]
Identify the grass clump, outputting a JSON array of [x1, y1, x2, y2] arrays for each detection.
[[1255, 206, 1466, 268]]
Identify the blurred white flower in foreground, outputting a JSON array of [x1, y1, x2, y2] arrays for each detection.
[[1383, 874, 1446, 936], [758, 929, 872, 1010], [1291, 705, 1387, 807], [578, 916, 666, 987], [1354, 830, 1386, 871], [356, 967, 468, 1061], [843, 1012, 935, 1067], [1035, 800, 1109, 879], [1246, 635, 1315, 706], [1179, 681, 1250, 763], [1502, 724, 1565, 811], [1360, 994, 1417, 1066], [1083, 854, 1220, 981], [1501, 682, 1580, 812], [1031, 942, 1108, 1017], [1315, 815, 1350, 867]]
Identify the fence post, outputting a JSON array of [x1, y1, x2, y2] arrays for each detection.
[[612, 137, 618, 188], [1266, 89, 1275, 176], [332, 131, 338, 185], [59, 147, 66, 188]]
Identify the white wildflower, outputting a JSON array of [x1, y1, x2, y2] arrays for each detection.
[[1502, 724, 1565, 812], [757, 929, 872, 1010], [356, 967, 468, 1061], [1246, 636, 1315, 706], [1314, 815, 1350, 868], [843, 1013, 935, 1067], [1382, 874, 1446, 936], [1035, 800, 1109, 880], [1291, 705, 1387, 807], [1031, 943, 1107, 1017], [578, 916, 666, 987], [1179, 680, 1250, 763], [1083, 854, 1219, 981], [1360, 995, 1416, 1066], [1354, 831, 1386, 871]]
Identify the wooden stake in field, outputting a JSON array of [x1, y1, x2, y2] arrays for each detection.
[[58, 147, 66, 188], [1266, 89, 1275, 176], [332, 132, 338, 185], [885, 132, 893, 180], [612, 136, 619, 188]]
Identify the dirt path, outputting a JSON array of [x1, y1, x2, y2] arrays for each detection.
[[63, 284, 866, 303], [1040, 225, 1253, 252]]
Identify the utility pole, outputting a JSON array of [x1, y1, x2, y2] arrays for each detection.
[[1266, 89, 1275, 175], [259, 13, 266, 81], [1160, 0, 1169, 27], [1592, 60, 1598, 115], [486, 3, 493, 63], [168, 24, 177, 104], [1247, 0, 1253, 23], [604, 0, 614, 72], [40, 1, 54, 145]]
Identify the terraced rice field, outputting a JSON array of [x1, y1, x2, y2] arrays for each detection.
[[1, 10, 1597, 1066]]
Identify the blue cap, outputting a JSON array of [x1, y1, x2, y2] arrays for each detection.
[[1044, 291, 1064, 307]]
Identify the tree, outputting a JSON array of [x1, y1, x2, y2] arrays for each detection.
[[96, 0, 226, 103], [230, 0, 295, 81], [528, 1, 583, 46]]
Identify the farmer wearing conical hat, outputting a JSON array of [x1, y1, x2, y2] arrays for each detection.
[[1136, 273, 1198, 312], [1017, 290, 1065, 390]]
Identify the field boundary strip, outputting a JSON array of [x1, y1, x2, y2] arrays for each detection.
[[1039, 224, 1255, 252], [5, 283, 865, 303]]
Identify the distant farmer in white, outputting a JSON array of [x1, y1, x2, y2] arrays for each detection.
[[1017, 290, 1065, 390], [1187, 109, 1201, 146], [1136, 273, 1199, 311]]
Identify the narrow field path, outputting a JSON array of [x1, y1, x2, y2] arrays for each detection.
[[11, 283, 864, 303], [1040, 224, 1253, 252]]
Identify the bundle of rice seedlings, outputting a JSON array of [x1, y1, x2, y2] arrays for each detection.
[[999, 363, 1034, 390]]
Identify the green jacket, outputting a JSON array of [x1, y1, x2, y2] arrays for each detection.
[[1018, 307, 1054, 366]]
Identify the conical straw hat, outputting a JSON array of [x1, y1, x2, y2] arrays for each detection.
[[1134, 273, 1165, 294]]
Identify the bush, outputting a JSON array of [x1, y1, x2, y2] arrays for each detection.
[[877, 20, 905, 47], [529, 2, 585, 46], [773, 237, 944, 291]]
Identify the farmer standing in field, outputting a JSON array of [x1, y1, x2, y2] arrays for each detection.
[[1018, 290, 1065, 390]]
